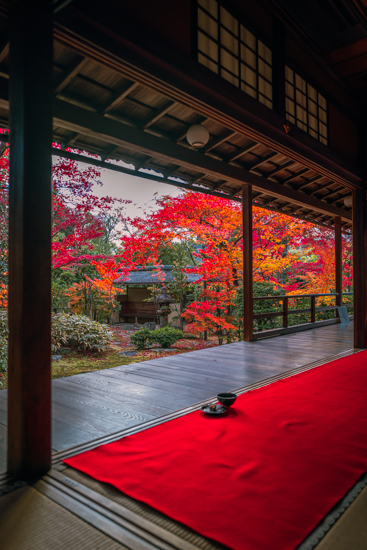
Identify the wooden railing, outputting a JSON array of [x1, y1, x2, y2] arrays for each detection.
[[253, 292, 353, 340]]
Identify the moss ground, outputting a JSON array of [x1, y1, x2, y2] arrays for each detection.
[[0, 326, 219, 390]]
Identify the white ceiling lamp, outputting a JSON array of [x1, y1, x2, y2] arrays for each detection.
[[186, 124, 210, 148], [344, 195, 353, 208]]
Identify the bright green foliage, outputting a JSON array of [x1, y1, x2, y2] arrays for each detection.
[[253, 282, 284, 331], [130, 328, 153, 350], [150, 326, 184, 348], [131, 326, 184, 349], [0, 311, 8, 383], [52, 313, 113, 352]]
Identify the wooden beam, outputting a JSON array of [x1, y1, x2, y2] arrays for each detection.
[[54, 56, 87, 95], [335, 216, 342, 309], [100, 144, 120, 161], [353, 187, 367, 348], [53, 0, 75, 13], [242, 185, 253, 341], [102, 82, 139, 115], [53, 100, 352, 221], [142, 100, 176, 129], [281, 168, 310, 185], [8, 0, 53, 479], [296, 175, 324, 190], [0, 41, 9, 64], [63, 131, 82, 148], [53, 14, 363, 189], [202, 130, 237, 153], [228, 142, 259, 163], [266, 160, 295, 179], [246, 152, 279, 171]]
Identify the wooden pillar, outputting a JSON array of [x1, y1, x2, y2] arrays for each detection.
[[335, 216, 342, 311], [8, 1, 53, 479], [242, 185, 253, 341], [352, 188, 367, 349]]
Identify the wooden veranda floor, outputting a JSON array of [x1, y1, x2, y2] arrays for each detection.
[[2, 321, 366, 550], [0, 321, 354, 472]]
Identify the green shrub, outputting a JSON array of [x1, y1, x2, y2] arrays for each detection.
[[0, 311, 8, 337], [52, 313, 113, 352], [150, 326, 184, 348], [130, 328, 153, 350], [0, 311, 8, 383]]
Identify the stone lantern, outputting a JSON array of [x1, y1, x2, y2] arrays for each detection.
[[156, 286, 173, 328]]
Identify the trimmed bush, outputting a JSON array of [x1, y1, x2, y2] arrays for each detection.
[[0, 311, 8, 383], [150, 326, 184, 348], [52, 313, 113, 352], [130, 328, 153, 350]]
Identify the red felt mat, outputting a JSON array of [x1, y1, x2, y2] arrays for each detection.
[[64, 351, 367, 550]]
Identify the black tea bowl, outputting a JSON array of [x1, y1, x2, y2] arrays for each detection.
[[217, 392, 237, 407]]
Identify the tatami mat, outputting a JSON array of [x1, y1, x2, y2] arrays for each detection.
[[0, 485, 128, 550], [314, 484, 367, 550], [63, 467, 225, 549]]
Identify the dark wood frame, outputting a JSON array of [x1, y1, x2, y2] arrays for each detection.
[[8, 1, 53, 479], [3, 0, 367, 481]]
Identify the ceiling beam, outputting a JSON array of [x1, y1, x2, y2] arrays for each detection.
[[53, 15, 362, 189], [53, 99, 351, 221], [246, 152, 279, 171], [54, 56, 87, 95], [295, 175, 324, 190], [141, 100, 176, 129], [228, 142, 259, 163], [265, 160, 295, 179], [101, 82, 139, 115], [0, 41, 8, 64], [53, 0, 75, 13], [202, 130, 237, 153]]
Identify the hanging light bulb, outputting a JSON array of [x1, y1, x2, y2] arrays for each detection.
[[186, 124, 210, 148]]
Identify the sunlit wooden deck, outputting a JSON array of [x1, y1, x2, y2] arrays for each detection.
[[0, 322, 355, 473]]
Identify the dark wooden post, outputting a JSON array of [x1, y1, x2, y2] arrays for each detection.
[[282, 297, 288, 328], [335, 216, 342, 315], [8, 1, 53, 479], [242, 185, 253, 341], [203, 280, 208, 341], [353, 188, 367, 349], [310, 296, 316, 324]]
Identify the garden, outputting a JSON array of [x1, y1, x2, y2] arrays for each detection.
[[0, 143, 354, 389]]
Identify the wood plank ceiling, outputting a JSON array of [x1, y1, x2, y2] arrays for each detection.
[[0, 1, 359, 231]]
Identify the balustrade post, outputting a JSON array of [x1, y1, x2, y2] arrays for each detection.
[[282, 297, 288, 328], [310, 296, 316, 323]]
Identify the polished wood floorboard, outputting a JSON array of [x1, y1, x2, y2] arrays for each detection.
[[0, 322, 354, 470]]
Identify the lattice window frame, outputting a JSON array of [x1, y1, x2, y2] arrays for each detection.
[[197, 0, 273, 109], [285, 65, 328, 146]]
